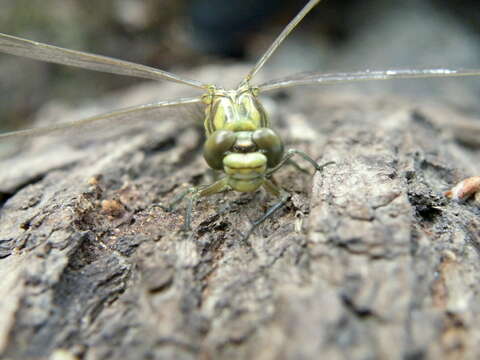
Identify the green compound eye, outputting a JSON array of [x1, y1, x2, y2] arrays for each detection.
[[252, 128, 284, 167], [203, 130, 236, 170]]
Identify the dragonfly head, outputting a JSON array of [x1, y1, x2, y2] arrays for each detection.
[[203, 128, 284, 192]]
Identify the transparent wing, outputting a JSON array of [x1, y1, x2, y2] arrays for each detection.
[[0, 33, 207, 89], [257, 69, 480, 92], [0, 97, 202, 140], [244, 0, 321, 82]]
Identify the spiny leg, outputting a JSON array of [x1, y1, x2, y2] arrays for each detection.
[[151, 178, 230, 231], [267, 149, 334, 177], [183, 178, 231, 231], [285, 158, 311, 175], [241, 149, 334, 240], [149, 186, 195, 212], [242, 179, 290, 241]]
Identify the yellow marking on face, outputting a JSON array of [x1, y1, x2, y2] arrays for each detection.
[[223, 153, 267, 175]]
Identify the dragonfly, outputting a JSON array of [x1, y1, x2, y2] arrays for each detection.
[[1, 0, 479, 239]]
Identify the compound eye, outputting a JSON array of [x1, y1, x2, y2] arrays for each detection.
[[203, 130, 236, 170], [252, 128, 284, 167]]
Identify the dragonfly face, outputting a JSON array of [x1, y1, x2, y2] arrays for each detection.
[[202, 83, 284, 192]]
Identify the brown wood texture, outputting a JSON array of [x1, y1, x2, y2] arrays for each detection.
[[1, 66, 480, 360]]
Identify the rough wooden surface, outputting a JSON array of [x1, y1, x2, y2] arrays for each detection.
[[1, 66, 480, 360]]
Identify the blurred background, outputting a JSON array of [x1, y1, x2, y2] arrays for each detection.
[[1, 0, 480, 133]]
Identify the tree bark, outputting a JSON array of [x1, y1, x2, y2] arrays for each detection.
[[1, 66, 480, 360]]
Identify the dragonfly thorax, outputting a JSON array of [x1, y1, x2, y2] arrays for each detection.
[[202, 84, 269, 136]]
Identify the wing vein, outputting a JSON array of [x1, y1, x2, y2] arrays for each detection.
[[257, 68, 480, 92], [0, 33, 207, 89], [0, 97, 203, 139]]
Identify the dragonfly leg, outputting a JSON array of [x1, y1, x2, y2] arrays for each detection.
[[183, 178, 231, 231], [150, 178, 230, 231], [285, 158, 311, 175], [242, 179, 291, 241], [149, 186, 194, 212], [239, 150, 334, 240], [267, 149, 334, 177]]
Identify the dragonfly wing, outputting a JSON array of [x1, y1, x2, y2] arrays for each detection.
[[257, 69, 480, 92], [0, 97, 202, 140], [0, 33, 207, 89], [244, 0, 321, 82]]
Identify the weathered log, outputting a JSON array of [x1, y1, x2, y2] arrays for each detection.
[[1, 66, 479, 360]]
